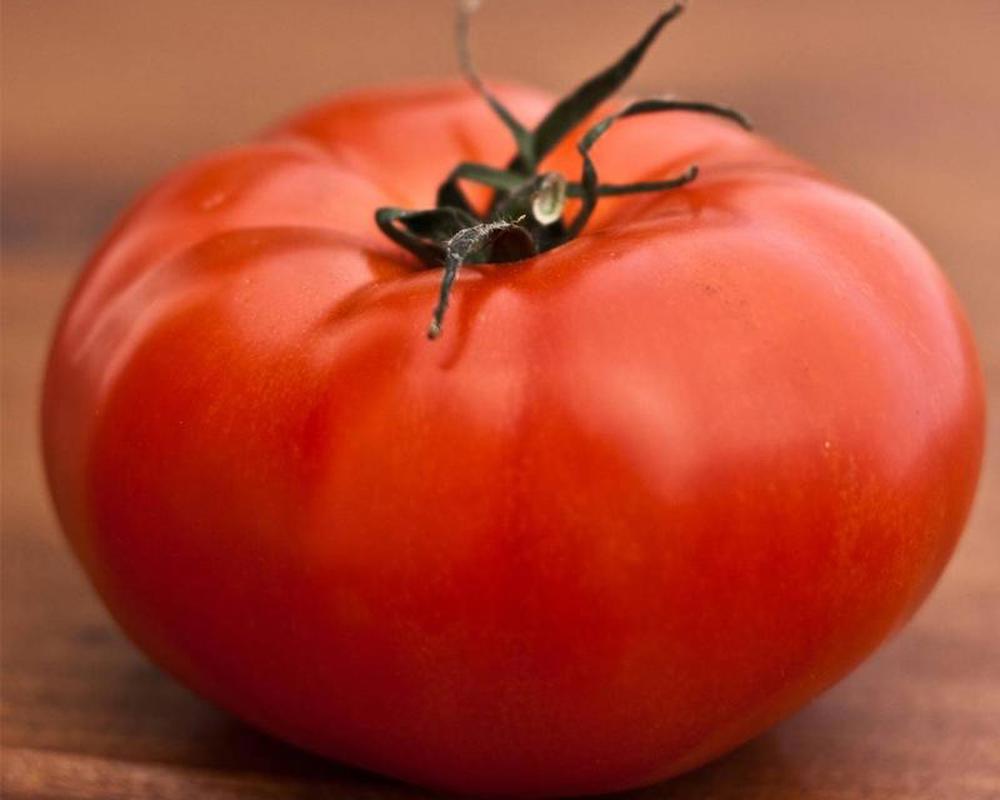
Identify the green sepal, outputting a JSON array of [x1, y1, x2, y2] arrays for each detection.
[[428, 220, 537, 339], [515, 4, 685, 173], [375, 207, 480, 265]]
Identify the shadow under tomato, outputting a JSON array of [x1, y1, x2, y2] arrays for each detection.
[[196, 704, 811, 800], [609, 733, 806, 800]]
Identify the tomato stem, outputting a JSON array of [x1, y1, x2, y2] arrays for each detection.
[[373, 2, 751, 338]]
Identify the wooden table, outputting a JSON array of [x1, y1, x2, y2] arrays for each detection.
[[3, 2, 998, 797]]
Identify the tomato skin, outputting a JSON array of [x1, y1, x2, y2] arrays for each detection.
[[42, 82, 985, 797]]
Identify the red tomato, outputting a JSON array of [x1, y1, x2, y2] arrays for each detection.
[[43, 15, 984, 799]]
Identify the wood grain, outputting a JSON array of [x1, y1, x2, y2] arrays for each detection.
[[2, 2, 999, 798]]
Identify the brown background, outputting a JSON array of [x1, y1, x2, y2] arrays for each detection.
[[3, 2, 999, 798]]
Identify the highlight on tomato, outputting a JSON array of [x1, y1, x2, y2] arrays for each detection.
[[42, 4, 984, 796]]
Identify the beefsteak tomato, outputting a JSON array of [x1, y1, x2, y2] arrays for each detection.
[[42, 5, 984, 797]]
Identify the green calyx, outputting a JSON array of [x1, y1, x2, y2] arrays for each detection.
[[375, 2, 751, 339]]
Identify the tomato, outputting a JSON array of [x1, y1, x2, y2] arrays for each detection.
[[42, 6, 983, 797]]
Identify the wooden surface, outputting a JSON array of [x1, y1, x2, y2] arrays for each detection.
[[2, 2, 999, 797]]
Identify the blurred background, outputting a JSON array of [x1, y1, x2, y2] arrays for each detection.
[[3, 2, 998, 797]]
